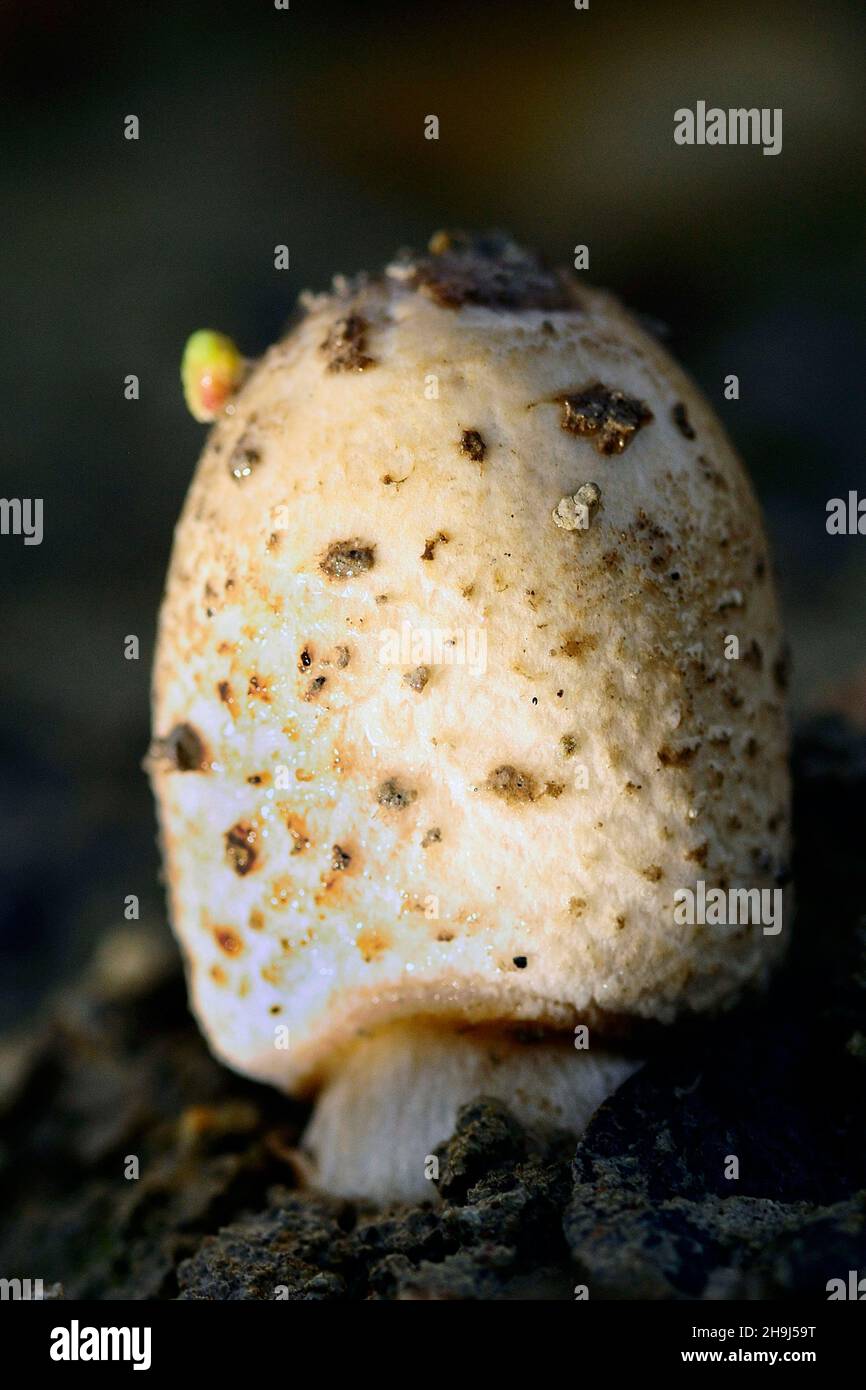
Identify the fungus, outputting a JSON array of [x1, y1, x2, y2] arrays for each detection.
[[152, 234, 790, 1204]]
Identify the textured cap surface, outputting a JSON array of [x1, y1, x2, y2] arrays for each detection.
[[151, 236, 790, 1093]]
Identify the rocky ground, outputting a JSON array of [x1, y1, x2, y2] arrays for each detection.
[[1, 718, 864, 1300]]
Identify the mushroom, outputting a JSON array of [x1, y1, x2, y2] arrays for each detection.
[[151, 232, 790, 1203]]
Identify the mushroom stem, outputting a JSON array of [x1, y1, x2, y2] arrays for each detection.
[[302, 1023, 640, 1204]]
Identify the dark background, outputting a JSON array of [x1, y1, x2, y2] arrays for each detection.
[[1, 0, 864, 1026]]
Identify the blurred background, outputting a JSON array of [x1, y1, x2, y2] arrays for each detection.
[[1, 0, 864, 1028]]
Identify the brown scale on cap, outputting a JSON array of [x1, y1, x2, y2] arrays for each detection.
[[247, 673, 271, 702], [376, 777, 417, 810], [554, 632, 598, 661], [228, 434, 263, 482], [421, 531, 449, 561], [773, 647, 791, 693], [158, 722, 208, 772], [403, 665, 430, 692], [671, 401, 696, 439], [743, 640, 764, 671], [320, 540, 376, 579], [319, 313, 375, 372], [214, 926, 243, 956], [459, 429, 486, 463], [356, 926, 390, 963], [284, 813, 311, 854], [217, 680, 238, 718], [401, 230, 580, 312], [557, 382, 654, 455], [657, 743, 698, 768], [224, 821, 258, 876], [486, 765, 537, 803]]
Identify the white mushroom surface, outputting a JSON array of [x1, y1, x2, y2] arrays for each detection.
[[151, 234, 790, 1199]]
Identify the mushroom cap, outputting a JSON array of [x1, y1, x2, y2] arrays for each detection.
[[151, 235, 790, 1094]]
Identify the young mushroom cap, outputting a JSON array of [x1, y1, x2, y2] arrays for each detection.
[[151, 233, 790, 1201]]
